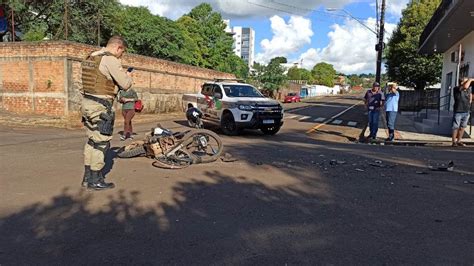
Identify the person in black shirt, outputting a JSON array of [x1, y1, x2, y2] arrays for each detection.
[[451, 77, 473, 147]]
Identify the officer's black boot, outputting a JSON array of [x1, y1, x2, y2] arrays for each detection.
[[82, 165, 91, 187], [87, 170, 115, 191]]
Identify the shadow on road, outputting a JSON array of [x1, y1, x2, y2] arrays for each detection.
[[1, 124, 473, 264]]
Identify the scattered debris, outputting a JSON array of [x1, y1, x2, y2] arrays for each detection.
[[221, 153, 238, 162], [330, 159, 346, 165], [416, 171, 428, 175], [355, 168, 365, 172], [463, 180, 474, 184], [369, 163, 395, 168], [429, 161, 454, 172], [375, 160, 383, 164]]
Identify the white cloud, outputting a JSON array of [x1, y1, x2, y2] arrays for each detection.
[[118, 0, 355, 19], [386, 0, 409, 17], [255, 16, 313, 63], [299, 18, 396, 74]]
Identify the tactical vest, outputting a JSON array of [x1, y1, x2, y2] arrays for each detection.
[[82, 52, 116, 96]]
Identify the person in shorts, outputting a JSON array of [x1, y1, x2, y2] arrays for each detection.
[[451, 77, 473, 147]]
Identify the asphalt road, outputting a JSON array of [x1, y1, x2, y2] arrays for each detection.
[[1, 95, 473, 265]]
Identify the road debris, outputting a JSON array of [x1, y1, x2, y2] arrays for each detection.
[[369, 162, 395, 168], [429, 161, 454, 172], [463, 180, 474, 184], [355, 168, 365, 172], [330, 159, 346, 165], [416, 171, 428, 175], [221, 153, 238, 162]]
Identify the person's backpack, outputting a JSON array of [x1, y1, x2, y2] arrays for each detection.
[[134, 100, 144, 112]]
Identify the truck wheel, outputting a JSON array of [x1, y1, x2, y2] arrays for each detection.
[[221, 113, 240, 136], [261, 125, 281, 135]]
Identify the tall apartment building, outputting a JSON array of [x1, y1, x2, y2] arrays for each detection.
[[224, 20, 255, 69], [232, 27, 255, 69]]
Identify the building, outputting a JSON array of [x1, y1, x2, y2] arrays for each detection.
[[419, 0, 474, 110], [224, 20, 255, 69]]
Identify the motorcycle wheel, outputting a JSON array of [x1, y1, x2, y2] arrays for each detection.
[[181, 129, 223, 164], [152, 150, 193, 169], [117, 145, 146, 158]]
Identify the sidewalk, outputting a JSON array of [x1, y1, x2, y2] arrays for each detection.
[[364, 111, 474, 145], [0, 109, 183, 129]]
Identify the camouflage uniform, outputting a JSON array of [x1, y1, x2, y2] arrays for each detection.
[[81, 48, 133, 189]]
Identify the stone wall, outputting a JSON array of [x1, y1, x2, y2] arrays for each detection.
[[0, 41, 234, 123]]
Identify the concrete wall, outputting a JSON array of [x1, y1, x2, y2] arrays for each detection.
[[440, 31, 474, 110], [0, 41, 234, 123]]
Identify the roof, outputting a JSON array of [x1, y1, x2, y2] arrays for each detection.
[[419, 0, 474, 54]]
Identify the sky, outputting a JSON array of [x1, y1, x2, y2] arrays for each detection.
[[118, 0, 410, 74]]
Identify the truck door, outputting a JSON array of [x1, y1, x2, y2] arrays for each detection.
[[198, 84, 213, 117], [211, 85, 223, 119]]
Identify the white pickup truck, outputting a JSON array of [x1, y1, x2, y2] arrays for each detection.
[[182, 80, 284, 135]]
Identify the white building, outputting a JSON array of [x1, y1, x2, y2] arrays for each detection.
[[223, 20, 255, 69], [419, 0, 474, 110]]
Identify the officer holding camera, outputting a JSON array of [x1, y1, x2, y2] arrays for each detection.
[[80, 35, 133, 190]]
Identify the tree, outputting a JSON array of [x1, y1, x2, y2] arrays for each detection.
[[7, 0, 122, 44], [385, 0, 442, 90], [116, 6, 198, 64], [177, 3, 248, 77], [311, 62, 336, 87], [287, 66, 313, 82], [249, 59, 287, 94]]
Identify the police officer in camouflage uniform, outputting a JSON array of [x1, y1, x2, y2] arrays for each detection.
[[81, 35, 133, 190]]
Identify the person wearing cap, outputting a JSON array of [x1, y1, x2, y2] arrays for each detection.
[[364, 82, 385, 140], [385, 83, 399, 141], [451, 77, 473, 147]]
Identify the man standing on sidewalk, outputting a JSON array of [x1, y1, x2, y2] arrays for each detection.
[[385, 83, 399, 141], [364, 82, 385, 140], [451, 77, 473, 147]]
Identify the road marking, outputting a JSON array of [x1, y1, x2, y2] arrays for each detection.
[[314, 117, 326, 122], [331, 119, 342, 125], [306, 100, 363, 134], [298, 116, 311, 121], [347, 121, 358, 127]]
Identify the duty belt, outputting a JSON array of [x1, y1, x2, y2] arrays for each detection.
[[84, 94, 113, 109]]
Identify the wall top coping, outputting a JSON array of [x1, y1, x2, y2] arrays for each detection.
[[2, 40, 234, 78]]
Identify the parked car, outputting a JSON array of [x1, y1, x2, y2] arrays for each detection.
[[182, 79, 284, 135], [283, 92, 301, 103]]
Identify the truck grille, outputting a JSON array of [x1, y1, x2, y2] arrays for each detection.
[[253, 104, 283, 119]]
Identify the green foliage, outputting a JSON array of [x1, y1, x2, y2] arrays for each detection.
[[385, 0, 442, 90], [116, 6, 197, 64], [9, 1, 248, 77], [249, 58, 287, 92], [7, 0, 122, 45], [177, 3, 248, 77], [270, 56, 287, 65], [287, 66, 313, 82], [311, 62, 336, 87]]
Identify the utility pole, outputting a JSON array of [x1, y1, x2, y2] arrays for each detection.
[[375, 0, 386, 84]]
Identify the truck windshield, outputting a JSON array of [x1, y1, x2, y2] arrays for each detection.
[[223, 85, 263, 97]]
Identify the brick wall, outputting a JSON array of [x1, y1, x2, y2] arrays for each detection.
[[0, 41, 234, 123]]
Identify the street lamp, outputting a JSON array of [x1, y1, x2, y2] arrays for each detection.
[[326, 4, 386, 84]]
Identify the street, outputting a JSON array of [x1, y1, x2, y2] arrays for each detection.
[[1, 95, 473, 264]]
